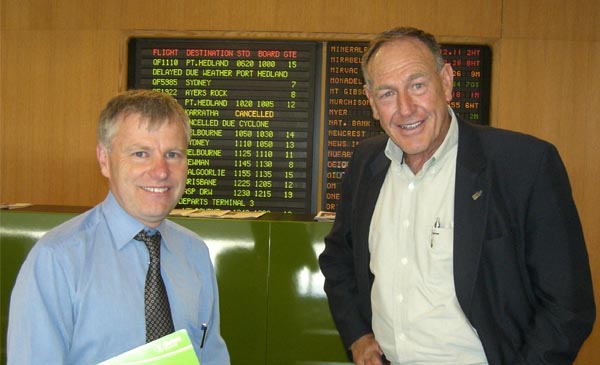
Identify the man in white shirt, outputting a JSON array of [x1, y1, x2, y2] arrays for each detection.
[[319, 27, 594, 365]]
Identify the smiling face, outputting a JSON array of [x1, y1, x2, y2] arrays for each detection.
[[97, 112, 188, 228], [364, 38, 454, 172]]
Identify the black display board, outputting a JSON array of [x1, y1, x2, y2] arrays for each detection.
[[323, 42, 492, 212], [129, 38, 492, 214], [129, 39, 318, 213]]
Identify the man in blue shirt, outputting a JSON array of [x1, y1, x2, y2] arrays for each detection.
[[7, 90, 230, 364]]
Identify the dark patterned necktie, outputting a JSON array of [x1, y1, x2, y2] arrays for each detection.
[[134, 230, 175, 342]]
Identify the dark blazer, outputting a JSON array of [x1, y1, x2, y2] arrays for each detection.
[[319, 119, 595, 365]]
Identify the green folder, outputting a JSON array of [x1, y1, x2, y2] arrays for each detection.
[[97, 329, 199, 365]]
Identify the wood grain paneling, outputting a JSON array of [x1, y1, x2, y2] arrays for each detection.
[[502, 0, 600, 41], [2, 0, 502, 36], [0, 30, 122, 205]]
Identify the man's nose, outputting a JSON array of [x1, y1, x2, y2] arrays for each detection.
[[149, 157, 168, 179], [397, 92, 416, 117]]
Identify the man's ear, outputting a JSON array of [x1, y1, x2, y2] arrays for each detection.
[[440, 63, 455, 103], [96, 144, 110, 178], [364, 84, 381, 121]]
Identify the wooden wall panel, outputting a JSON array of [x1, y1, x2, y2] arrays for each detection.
[[0, 30, 123, 205], [502, 0, 600, 41], [2, 0, 502, 36], [1, 0, 121, 30], [494, 39, 594, 174]]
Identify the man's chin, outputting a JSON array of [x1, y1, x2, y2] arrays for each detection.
[[136, 207, 175, 227]]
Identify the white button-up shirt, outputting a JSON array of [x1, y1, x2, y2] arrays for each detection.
[[369, 109, 487, 364]]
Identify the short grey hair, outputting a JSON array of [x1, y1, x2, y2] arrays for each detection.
[[361, 27, 444, 87], [97, 89, 190, 150]]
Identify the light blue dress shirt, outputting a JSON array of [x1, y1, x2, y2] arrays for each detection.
[[7, 192, 230, 365]]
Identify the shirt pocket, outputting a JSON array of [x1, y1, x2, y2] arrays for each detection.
[[426, 226, 454, 287]]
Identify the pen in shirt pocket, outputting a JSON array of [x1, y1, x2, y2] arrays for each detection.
[[200, 323, 208, 348], [430, 217, 441, 248]]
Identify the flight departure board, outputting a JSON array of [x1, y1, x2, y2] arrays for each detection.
[[323, 41, 492, 212], [128, 37, 492, 214], [129, 39, 318, 213]]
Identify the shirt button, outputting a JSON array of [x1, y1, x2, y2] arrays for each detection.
[[397, 294, 404, 302], [401, 257, 408, 265], [408, 183, 415, 191], [403, 220, 410, 227], [398, 333, 406, 340]]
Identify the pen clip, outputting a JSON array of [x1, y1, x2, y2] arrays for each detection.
[[200, 323, 208, 348], [431, 217, 441, 248]]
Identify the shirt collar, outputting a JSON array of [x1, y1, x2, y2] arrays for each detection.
[[430, 106, 459, 165], [100, 192, 170, 251], [385, 106, 459, 170]]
